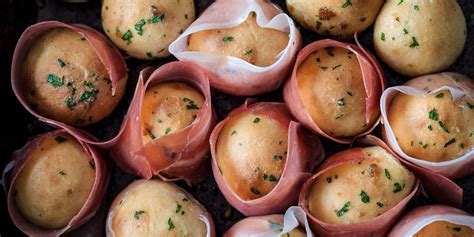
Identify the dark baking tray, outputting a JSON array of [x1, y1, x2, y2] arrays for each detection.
[[1, 0, 473, 236]]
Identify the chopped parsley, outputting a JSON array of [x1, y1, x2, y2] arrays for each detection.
[[250, 187, 260, 195], [438, 121, 450, 133], [223, 36, 234, 42], [327, 177, 332, 183], [320, 66, 328, 71], [427, 125, 433, 131], [335, 113, 346, 119], [347, 91, 353, 96], [253, 117, 261, 123], [47, 74, 64, 87], [332, 64, 342, 70], [428, 108, 439, 121], [376, 202, 384, 207], [134, 19, 146, 36], [414, 5, 420, 10], [393, 183, 402, 193], [245, 49, 253, 55], [57, 59, 66, 67], [384, 169, 391, 180], [381, 32, 386, 41], [403, 28, 409, 34], [134, 210, 145, 220], [453, 227, 461, 232], [59, 170, 66, 176], [336, 201, 350, 217], [175, 204, 182, 213], [167, 217, 175, 230], [183, 98, 199, 110], [360, 190, 370, 203], [444, 138, 456, 148], [274, 154, 283, 160], [231, 130, 237, 136], [409, 37, 419, 47], [341, 0, 352, 8], [360, 17, 367, 22], [435, 93, 444, 98], [316, 21, 322, 30], [147, 129, 156, 140], [398, 0, 404, 5], [55, 135, 68, 144], [165, 127, 172, 135], [337, 98, 345, 106], [79, 90, 98, 104], [148, 12, 165, 23], [121, 29, 133, 45], [263, 174, 278, 182]]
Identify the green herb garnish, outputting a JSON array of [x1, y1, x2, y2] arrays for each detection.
[[336, 201, 350, 217], [360, 191, 370, 203], [47, 74, 64, 87]]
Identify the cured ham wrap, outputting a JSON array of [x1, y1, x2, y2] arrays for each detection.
[[3, 129, 109, 236], [109, 62, 216, 184], [11, 21, 127, 129], [283, 37, 385, 144], [380, 72, 473, 179], [224, 206, 313, 237], [169, 0, 302, 96], [210, 100, 325, 216], [388, 205, 474, 237], [299, 135, 463, 237]]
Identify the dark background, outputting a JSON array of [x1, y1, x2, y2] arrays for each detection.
[[0, 0, 473, 236]]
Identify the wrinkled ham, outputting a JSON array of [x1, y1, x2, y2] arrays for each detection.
[[3, 130, 109, 236], [210, 100, 325, 216], [169, 0, 302, 96], [380, 72, 474, 179], [388, 205, 474, 237], [11, 21, 127, 133], [109, 62, 216, 184], [283, 36, 385, 144], [224, 206, 314, 237], [299, 135, 464, 237]]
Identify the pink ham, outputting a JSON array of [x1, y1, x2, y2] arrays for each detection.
[[10, 21, 127, 141], [388, 205, 474, 236], [283, 37, 385, 144], [169, 0, 302, 96], [3, 129, 109, 236], [380, 72, 474, 179], [224, 206, 314, 237], [299, 135, 464, 237], [109, 62, 216, 184], [210, 100, 325, 216]]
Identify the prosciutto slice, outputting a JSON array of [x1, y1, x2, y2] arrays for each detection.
[[388, 205, 474, 237], [169, 0, 302, 96], [10, 21, 127, 136], [109, 62, 216, 184], [2, 129, 109, 236], [299, 135, 464, 237], [283, 36, 385, 144], [210, 100, 325, 216], [223, 206, 313, 237], [380, 72, 474, 179]]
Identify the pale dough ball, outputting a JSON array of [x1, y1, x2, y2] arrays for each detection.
[[308, 146, 415, 225], [140, 82, 204, 144], [13, 133, 96, 229], [373, 0, 466, 76], [388, 90, 473, 162], [297, 47, 378, 138], [102, 0, 195, 59], [21, 28, 126, 127], [414, 221, 473, 237], [188, 12, 289, 67], [286, 0, 384, 37], [216, 111, 288, 200], [107, 179, 208, 237]]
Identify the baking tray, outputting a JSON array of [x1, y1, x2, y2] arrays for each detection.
[[0, 0, 473, 236]]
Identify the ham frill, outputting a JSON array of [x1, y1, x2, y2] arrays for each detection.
[[109, 62, 216, 184], [388, 205, 474, 237], [210, 100, 325, 216], [283, 38, 385, 143], [299, 135, 463, 237], [380, 72, 473, 179], [106, 179, 215, 237], [3, 130, 109, 236], [11, 21, 127, 128], [169, 0, 302, 96], [224, 206, 313, 237]]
